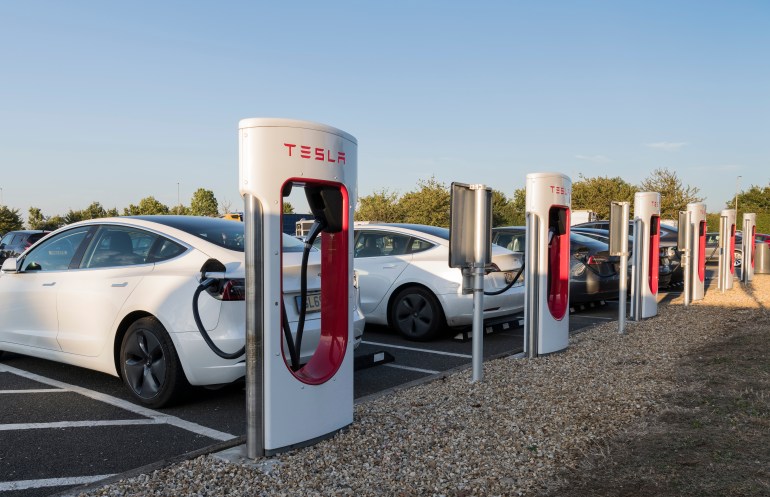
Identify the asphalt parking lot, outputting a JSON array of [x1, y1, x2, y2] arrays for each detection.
[[0, 280, 689, 497]]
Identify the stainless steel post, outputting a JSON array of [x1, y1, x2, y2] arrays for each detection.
[[471, 186, 488, 382], [525, 212, 539, 358], [244, 193, 264, 459], [616, 203, 630, 333]]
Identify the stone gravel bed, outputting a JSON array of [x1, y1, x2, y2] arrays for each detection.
[[75, 275, 770, 497]]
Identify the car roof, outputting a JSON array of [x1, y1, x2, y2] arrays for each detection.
[[356, 223, 450, 240], [4, 230, 49, 235]]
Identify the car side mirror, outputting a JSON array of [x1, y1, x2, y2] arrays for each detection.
[[1, 258, 19, 273]]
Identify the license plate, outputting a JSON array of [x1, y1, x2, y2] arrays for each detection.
[[295, 293, 322, 313]]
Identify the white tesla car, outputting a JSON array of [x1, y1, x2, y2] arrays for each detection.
[[0, 216, 364, 407], [354, 223, 524, 341]]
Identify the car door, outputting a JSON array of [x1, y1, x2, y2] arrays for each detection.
[[56, 226, 158, 357], [353, 230, 413, 314], [0, 226, 92, 350]]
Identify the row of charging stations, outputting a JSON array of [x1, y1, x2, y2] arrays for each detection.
[[233, 117, 757, 458]]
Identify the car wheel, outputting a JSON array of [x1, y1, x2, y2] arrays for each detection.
[[120, 317, 188, 408], [389, 286, 444, 341]]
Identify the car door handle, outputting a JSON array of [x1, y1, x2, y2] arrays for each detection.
[[112, 282, 129, 287], [42, 282, 56, 287], [382, 264, 400, 269]]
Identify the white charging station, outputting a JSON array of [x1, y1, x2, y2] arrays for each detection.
[[524, 172, 571, 357], [630, 192, 660, 320], [742, 213, 756, 283], [239, 118, 357, 457], [718, 209, 736, 292], [687, 202, 708, 302]]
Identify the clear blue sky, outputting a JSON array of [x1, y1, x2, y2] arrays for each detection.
[[2, 1, 768, 219]]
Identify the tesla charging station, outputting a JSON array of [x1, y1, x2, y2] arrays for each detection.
[[679, 202, 707, 304], [742, 213, 756, 283], [717, 209, 736, 292], [239, 118, 357, 457], [630, 192, 660, 320], [524, 172, 571, 357]]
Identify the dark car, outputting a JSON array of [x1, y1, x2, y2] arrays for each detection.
[[705, 232, 743, 266], [492, 226, 622, 306], [573, 220, 683, 286], [0, 230, 50, 263], [571, 226, 673, 288]]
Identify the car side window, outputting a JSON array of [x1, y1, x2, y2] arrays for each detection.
[[147, 238, 186, 263], [354, 233, 384, 258], [409, 238, 435, 254], [21, 227, 91, 272], [81, 227, 151, 268]]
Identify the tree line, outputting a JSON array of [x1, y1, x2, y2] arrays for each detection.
[[0, 188, 221, 233], [356, 168, 770, 233], [2, 170, 768, 234]]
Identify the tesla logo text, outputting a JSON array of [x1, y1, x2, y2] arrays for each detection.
[[284, 143, 346, 164], [549, 185, 571, 196]]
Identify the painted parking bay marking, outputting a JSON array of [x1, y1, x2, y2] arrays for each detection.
[[0, 362, 236, 441], [362, 341, 472, 358], [0, 475, 117, 492]]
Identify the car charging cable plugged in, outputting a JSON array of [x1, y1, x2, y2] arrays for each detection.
[[192, 261, 246, 360]]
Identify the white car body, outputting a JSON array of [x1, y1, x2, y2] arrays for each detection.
[[353, 223, 524, 340], [0, 216, 364, 406]]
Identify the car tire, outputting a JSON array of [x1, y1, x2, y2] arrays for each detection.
[[120, 317, 188, 408], [389, 286, 445, 341]]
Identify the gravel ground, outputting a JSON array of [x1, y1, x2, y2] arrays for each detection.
[[73, 275, 770, 497]]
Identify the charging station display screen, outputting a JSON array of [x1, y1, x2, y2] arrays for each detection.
[[547, 207, 570, 320], [698, 221, 707, 282], [648, 216, 660, 294]]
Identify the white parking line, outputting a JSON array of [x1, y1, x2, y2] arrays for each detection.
[[0, 389, 65, 394], [362, 341, 472, 358], [0, 363, 236, 441], [383, 363, 441, 375], [0, 419, 163, 431], [0, 475, 116, 492]]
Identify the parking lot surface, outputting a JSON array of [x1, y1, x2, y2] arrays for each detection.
[[0, 287, 672, 496]]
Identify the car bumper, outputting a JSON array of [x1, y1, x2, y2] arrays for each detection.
[[437, 285, 525, 327]]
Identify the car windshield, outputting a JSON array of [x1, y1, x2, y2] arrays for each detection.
[[131, 216, 310, 253]]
